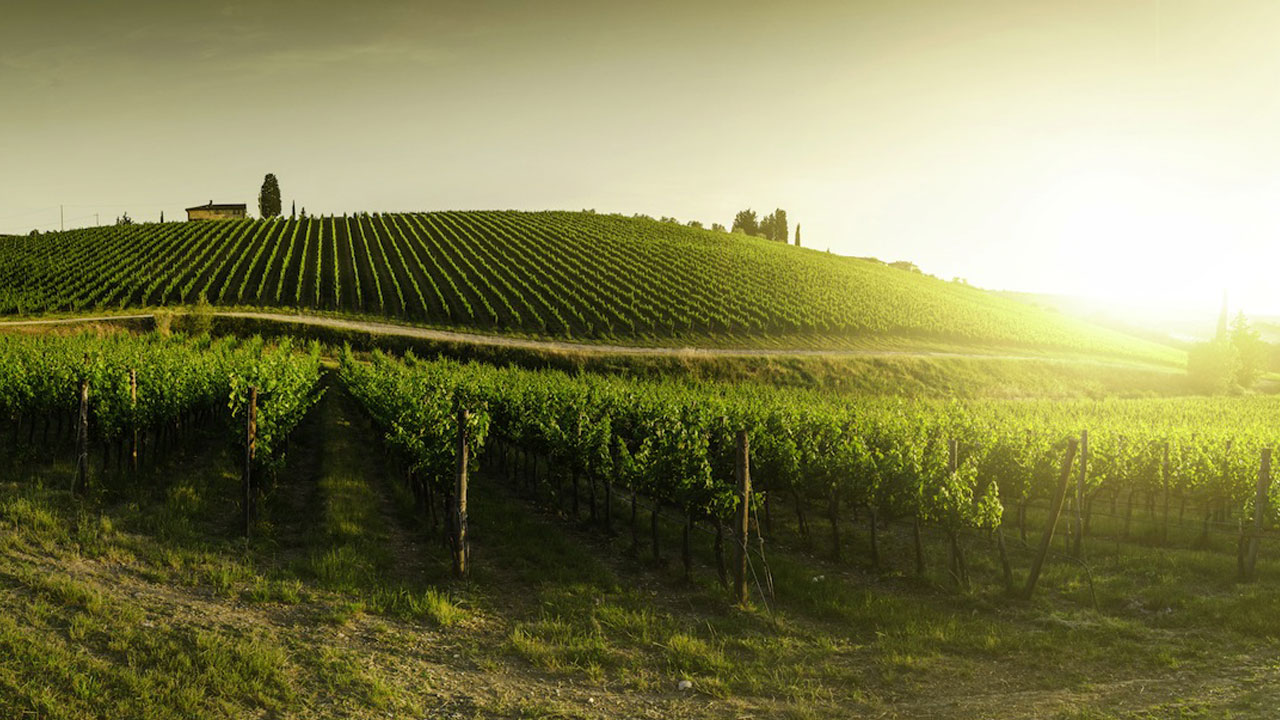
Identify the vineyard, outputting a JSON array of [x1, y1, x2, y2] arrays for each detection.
[[0, 212, 1177, 363], [5, 330, 1275, 586], [10, 0, 1272, 711], [4, 330, 1280, 717], [340, 349, 1280, 593], [0, 332, 323, 519]]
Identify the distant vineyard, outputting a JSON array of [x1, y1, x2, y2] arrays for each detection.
[[0, 211, 1173, 360]]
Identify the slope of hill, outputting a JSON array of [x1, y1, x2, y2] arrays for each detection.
[[0, 211, 1178, 364], [999, 290, 1224, 346]]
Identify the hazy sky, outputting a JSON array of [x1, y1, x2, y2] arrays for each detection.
[[4, 1, 1280, 314]]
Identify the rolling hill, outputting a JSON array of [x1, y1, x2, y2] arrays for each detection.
[[0, 211, 1178, 364]]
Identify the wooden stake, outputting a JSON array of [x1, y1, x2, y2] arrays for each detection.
[[1023, 439, 1077, 600], [605, 441, 616, 535], [947, 439, 965, 587], [714, 518, 728, 588], [243, 386, 257, 537], [828, 485, 841, 561], [682, 512, 693, 582], [651, 499, 661, 561], [1073, 430, 1088, 559], [996, 526, 1014, 594], [1242, 448, 1271, 582], [73, 379, 89, 495], [452, 406, 470, 578], [571, 469, 579, 518], [129, 369, 139, 472], [909, 515, 922, 573], [630, 484, 639, 554], [1162, 442, 1171, 544], [870, 507, 881, 569], [733, 429, 750, 606]]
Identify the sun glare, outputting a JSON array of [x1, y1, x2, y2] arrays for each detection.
[[1009, 159, 1245, 315]]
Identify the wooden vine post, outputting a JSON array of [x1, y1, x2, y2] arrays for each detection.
[[586, 417, 598, 524], [242, 386, 257, 538], [1201, 439, 1233, 549], [733, 429, 750, 606], [73, 378, 90, 495], [129, 369, 139, 472], [1023, 438, 1077, 600], [605, 440, 616, 535], [947, 438, 967, 588], [1242, 448, 1271, 583], [1161, 442, 1171, 543], [1072, 430, 1088, 559], [571, 416, 581, 518], [452, 406, 470, 578]]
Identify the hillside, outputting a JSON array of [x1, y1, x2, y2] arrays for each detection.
[[0, 211, 1178, 364]]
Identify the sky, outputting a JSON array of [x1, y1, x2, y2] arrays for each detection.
[[3, 0, 1280, 315]]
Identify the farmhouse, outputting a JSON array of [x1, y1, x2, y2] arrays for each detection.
[[186, 202, 247, 221]]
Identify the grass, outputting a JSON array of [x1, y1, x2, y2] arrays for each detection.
[[296, 381, 470, 627], [0, 558, 298, 718], [3, 385, 1280, 718]]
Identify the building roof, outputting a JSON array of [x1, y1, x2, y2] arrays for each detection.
[[186, 202, 247, 212]]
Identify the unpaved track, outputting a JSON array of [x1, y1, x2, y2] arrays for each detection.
[[217, 311, 1016, 359], [0, 310, 1177, 370], [0, 314, 155, 327]]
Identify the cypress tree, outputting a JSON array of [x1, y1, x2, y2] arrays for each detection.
[[794, 223, 801, 247], [259, 174, 282, 218]]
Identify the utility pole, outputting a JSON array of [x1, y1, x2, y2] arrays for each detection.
[[95, 213, 99, 226], [60, 204, 64, 232]]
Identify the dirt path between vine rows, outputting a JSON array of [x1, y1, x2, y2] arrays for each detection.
[[0, 310, 1180, 371]]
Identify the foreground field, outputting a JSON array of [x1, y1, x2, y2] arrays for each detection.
[[0, 211, 1179, 364], [5, 380, 1280, 719]]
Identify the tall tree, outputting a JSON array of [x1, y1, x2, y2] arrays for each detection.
[[758, 208, 789, 242], [291, 201, 296, 219], [731, 209, 759, 236], [1187, 339, 1240, 394], [259, 174, 282, 218], [759, 211, 776, 240], [794, 223, 801, 246], [1231, 312, 1267, 388]]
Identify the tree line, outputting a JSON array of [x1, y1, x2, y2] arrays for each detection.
[[1187, 310, 1272, 394], [732, 208, 799, 246]]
